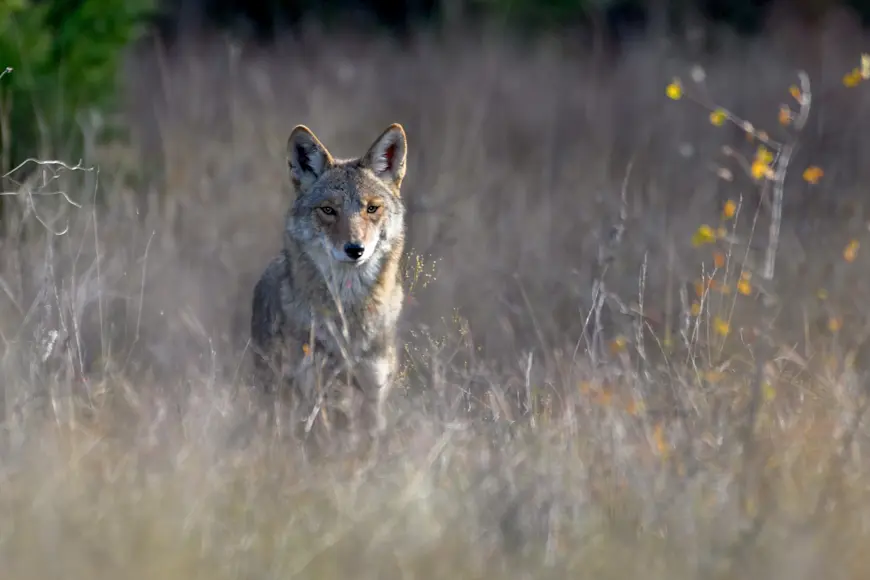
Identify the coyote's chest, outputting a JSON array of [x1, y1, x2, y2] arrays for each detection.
[[301, 266, 388, 359]]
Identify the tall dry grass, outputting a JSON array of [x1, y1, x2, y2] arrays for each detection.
[[3, 8, 870, 578]]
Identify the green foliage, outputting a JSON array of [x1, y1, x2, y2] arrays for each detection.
[[0, 0, 155, 173]]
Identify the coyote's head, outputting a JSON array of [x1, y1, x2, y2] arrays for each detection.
[[284, 123, 408, 273]]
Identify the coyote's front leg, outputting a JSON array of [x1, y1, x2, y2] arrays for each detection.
[[352, 345, 397, 438]]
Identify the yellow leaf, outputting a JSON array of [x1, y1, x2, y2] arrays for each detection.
[[713, 317, 730, 337], [755, 145, 774, 165], [709, 109, 727, 126], [789, 84, 802, 102], [778, 106, 792, 126], [744, 496, 758, 518], [843, 69, 862, 87], [737, 278, 752, 296], [692, 224, 717, 247], [666, 80, 683, 100], [625, 398, 645, 416], [722, 199, 737, 219], [802, 166, 824, 184], [705, 370, 725, 383], [844, 239, 860, 262], [609, 335, 628, 354], [751, 160, 773, 181], [653, 423, 669, 458]]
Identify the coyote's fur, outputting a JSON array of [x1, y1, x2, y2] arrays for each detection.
[[250, 123, 409, 437]]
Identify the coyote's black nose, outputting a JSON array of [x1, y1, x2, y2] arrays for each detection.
[[344, 243, 365, 260]]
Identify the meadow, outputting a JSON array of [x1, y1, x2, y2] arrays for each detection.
[[3, 9, 870, 578]]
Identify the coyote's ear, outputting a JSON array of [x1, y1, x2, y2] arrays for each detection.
[[361, 123, 407, 192], [287, 125, 334, 191]]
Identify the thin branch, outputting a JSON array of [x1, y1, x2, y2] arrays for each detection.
[[763, 71, 811, 281]]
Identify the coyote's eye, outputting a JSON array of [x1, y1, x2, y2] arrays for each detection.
[[366, 205, 380, 214], [319, 206, 336, 216]]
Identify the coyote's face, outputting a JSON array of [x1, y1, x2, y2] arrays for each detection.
[[284, 124, 407, 273]]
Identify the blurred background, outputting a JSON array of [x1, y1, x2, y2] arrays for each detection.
[[2, 1, 870, 579]]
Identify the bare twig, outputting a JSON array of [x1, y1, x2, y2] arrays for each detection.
[[763, 71, 812, 281]]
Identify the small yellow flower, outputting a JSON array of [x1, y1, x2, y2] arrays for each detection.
[[666, 80, 683, 100], [691, 301, 701, 316], [713, 317, 730, 337], [789, 85, 802, 102], [692, 224, 717, 247], [722, 199, 737, 219], [778, 106, 792, 126], [302, 343, 311, 356], [709, 108, 727, 126], [862, 54, 870, 80], [713, 252, 726, 269], [817, 288, 829, 300], [828, 317, 842, 333], [802, 166, 824, 184], [844, 239, 860, 263], [843, 68, 862, 87], [716, 226, 727, 239]]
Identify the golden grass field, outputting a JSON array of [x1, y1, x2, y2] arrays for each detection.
[[3, 9, 870, 579]]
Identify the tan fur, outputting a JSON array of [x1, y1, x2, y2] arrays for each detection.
[[250, 123, 409, 438]]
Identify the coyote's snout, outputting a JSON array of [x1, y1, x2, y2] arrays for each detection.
[[250, 122, 409, 438]]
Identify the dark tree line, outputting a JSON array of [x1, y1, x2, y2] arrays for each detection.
[[147, 0, 870, 43]]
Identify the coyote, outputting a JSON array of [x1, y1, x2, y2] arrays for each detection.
[[250, 123, 409, 437]]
